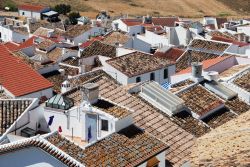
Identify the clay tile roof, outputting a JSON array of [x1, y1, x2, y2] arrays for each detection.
[[47, 125, 168, 167], [0, 100, 31, 135], [63, 25, 92, 38], [79, 36, 104, 48], [107, 51, 173, 77], [18, 4, 48, 12], [233, 70, 250, 92], [17, 36, 36, 50], [3, 42, 20, 52], [67, 70, 195, 166], [177, 85, 224, 117], [102, 31, 131, 46], [189, 39, 230, 52], [36, 39, 55, 51], [92, 99, 131, 119], [152, 17, 179, 27], [0, 45, 53, 97], [33, 27, 52, 37], [211, 35, 249, 47], [154, 47, 185, 62], [176, 56, 232, 75], [190, 110, 250, 166], [80, 40, 116, 58], [121, 18, 142, 26], [176, 50, 220, 72]]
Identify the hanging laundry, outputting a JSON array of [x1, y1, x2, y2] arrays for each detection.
[[88, 126, 92, 142], [58, 126, 62, 133], [48, 116, 54, 126]]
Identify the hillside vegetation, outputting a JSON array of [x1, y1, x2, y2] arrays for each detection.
[[3, 0, 250, 18]]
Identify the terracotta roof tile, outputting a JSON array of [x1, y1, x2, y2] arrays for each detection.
[[3, 42, 20, 51], [121, 19, 142, 26], [63, 25, 92, 39], [0, 100, 31, 135], [154, 48, 185, 62], [177, 85, 224, 117], [211, 35, 249, 47], [18, 4, 48, 12], [189, 39, 230, 52], [81, 40, 116, 58], [176, 56, 232, 75], [176, 50, 220, 72], [17, 36, 36, 50], [0, 45, 53, 97], [233, 70, 250, 92], [102, 31, 131, 46], [152, 17, 179, 27], [47, 125, 168, 167], [107, 51, 173, 77], [67, 72, 195, 166]]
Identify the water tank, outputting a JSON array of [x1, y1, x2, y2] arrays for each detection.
[[191, 62, 203, 78]]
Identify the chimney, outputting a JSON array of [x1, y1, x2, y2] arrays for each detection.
[[61, 80, 71, 93], [79, 65, 86, 74], [59, 69, 65, 76], [238, 33, 244, 42], [224, 23, 229, 29], [244, 35, 249, 43], [82, 83, 99, 104], [191, 62, 204, 82], [114, 22, 119, 31]]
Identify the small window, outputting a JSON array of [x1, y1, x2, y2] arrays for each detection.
[[136, 76, 141, 83], [164, 68, 168, 79], [22, 12, 25, 15], [150, 73, 155, 81], [101, 119, 108, 131]]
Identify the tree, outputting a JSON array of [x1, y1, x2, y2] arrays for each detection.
[[68, 12, 80, 25], [54, 4, 71, 15]]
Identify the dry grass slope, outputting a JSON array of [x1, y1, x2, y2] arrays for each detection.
[[9, 0, 250, 18]]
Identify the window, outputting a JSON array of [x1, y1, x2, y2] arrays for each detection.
[[150, 73, 155, 81], [136, 76, 141, 83], [22, 12, 25, 15], [164, 68, 168, 79], [101, 119, 108, 131]]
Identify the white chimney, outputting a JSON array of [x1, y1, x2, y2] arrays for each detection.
[[79, 65, 86, 74], [58, 69, 65, 76], [82, 83, 99, 104], [62, 48, 66, 55], [61, 80, 71, 93]]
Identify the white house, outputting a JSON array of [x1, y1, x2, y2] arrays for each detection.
[[62, 24, 105, 46], [0, 25, 29, 43], [203, 16, 227, 30], [103, 51, 175, 85], [18, 4, 50, 20], [112, 18, 144, 35], [0, 44, 53, 99], [43, 82, 133, 143]]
